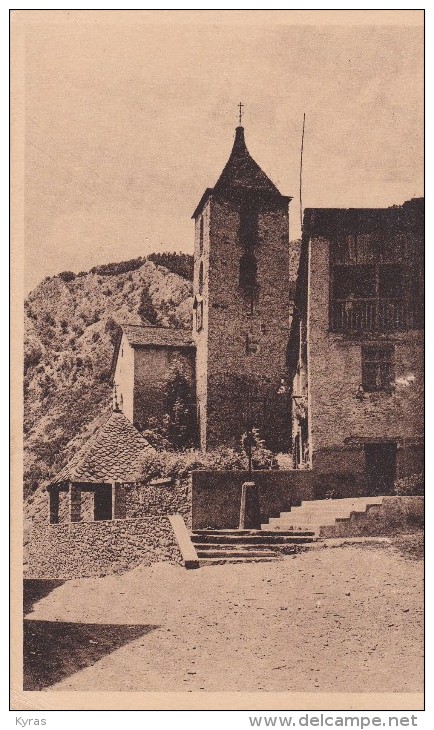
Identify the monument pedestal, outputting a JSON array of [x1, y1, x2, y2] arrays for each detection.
[[239, 481, 261, 530]]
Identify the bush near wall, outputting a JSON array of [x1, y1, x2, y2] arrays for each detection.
[[394, 473, 424, 496], [138, 443, 278, 482]]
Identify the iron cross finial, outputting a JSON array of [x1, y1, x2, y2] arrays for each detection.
[[238, 102, 244, 126]]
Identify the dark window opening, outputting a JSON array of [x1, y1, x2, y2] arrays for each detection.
[[239, 252, 257, 288], [49, 490, 59, 524], [379, 264, 403, 299], [333, 265, 376, 299], [331, 256, 419, 332], [195, 299, 203, 332], [94, 485, 113, 521], [198, 261, 204, 293], [199, 216, 204, 254], [362, 346, 394, 392], [365, 442, 397, 495], [239, 202, 258, 248]]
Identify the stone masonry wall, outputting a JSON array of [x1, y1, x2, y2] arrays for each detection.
[[198, 196, 291, 450], [308, 236, 424, 476], [133, 348, 195, 432], [124, 479, 192, 529], [26, 517, 183, 579]]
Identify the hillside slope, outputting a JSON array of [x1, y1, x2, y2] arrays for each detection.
[[24, 257, 193, 498]]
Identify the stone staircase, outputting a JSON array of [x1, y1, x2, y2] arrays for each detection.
[[190, 529, 317, 566], [262, 496, 386, 536]]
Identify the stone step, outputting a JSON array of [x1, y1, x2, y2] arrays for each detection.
[[191, 534, 315, 545], [263, 496, 386, 533], [199, 555, 282, 566], [297, 497, 385, 507], [192, 529, 315, 537], [196, 548, 277, 559], [292, 502, 383, 513], [269, 507, 381, 527]]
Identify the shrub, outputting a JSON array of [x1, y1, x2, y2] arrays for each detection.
[[138, 284, 158, 325], [90, 256, 144, 277], [241, 427, 278, 470], [58, 271, 76, 282], [105, 317, 121, 346], [148, 252, 193, 281], [24, 344, 43, 373], [394, 473, 424, 496], [138, 443, 278, 483]]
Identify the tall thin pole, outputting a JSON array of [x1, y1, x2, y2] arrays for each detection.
[[299, 113, 306, 231]]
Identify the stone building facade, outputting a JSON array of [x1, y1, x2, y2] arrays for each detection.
[[192, 126, 292, 451], [111, 323, 196, 440], [288, 199, 424, 495]]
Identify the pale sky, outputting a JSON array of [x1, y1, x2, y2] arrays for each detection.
[[24, 13, 424, 292]]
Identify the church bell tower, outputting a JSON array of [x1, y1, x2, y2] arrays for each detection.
[[192, 119, 292, 451]]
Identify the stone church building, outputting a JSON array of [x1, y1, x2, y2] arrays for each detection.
[[112, 124, 293, 453], [110, 124, 424, 491], [44, 124, 424, 531]]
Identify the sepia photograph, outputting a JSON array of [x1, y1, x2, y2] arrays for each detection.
[[11, 8, 424, 712]]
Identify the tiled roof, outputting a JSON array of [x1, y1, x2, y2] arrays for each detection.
[[192, 126, 291, 218], [121, 324, 195, 348], [49, 411, 153, 486], [214, 126, 281, 196]]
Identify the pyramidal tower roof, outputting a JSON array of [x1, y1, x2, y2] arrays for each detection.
[[214, 126, 281, 196], [193, 125, 290, 218]]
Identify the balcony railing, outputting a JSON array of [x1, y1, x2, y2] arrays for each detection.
[[331, 298, 423, 333]]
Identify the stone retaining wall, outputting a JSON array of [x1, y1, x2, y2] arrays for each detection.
[[125, 479, 192, 528], [26, 517, 183, 580]]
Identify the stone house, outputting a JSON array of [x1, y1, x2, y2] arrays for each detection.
[[288, 198, 424, 496], [111, 323, 196, 440]]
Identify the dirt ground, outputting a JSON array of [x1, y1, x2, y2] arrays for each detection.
[[24, 538, 423, 693]]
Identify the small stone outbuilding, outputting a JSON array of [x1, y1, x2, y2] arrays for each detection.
[[47, 408, 153, 524]]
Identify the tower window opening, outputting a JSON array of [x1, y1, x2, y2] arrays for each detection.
[[239, 202, 259, 248], [239, 252, 257, 289], [199, 216, 204, 254], [199, 261, 204, 293]]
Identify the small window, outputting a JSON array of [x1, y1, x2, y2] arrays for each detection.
[[199, 216, 204, 255], [198, 261, 204, 293], [239, 252, 257, 288], [194, 297, 203, 332], [362, 347, 394, 392], [239, 202, 258, 248]]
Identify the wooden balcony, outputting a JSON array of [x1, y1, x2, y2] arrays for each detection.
[[331, 298, 423, 333]]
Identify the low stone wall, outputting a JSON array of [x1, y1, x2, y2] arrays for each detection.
[[26, 517, 183, 580], [319, 496, 424, 538], [125, 479, 192, 528]]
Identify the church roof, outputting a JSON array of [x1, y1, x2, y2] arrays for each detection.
[[193, 126, 289, 218], [48, 410, 153, 486], [214, 126, 281, 196]]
